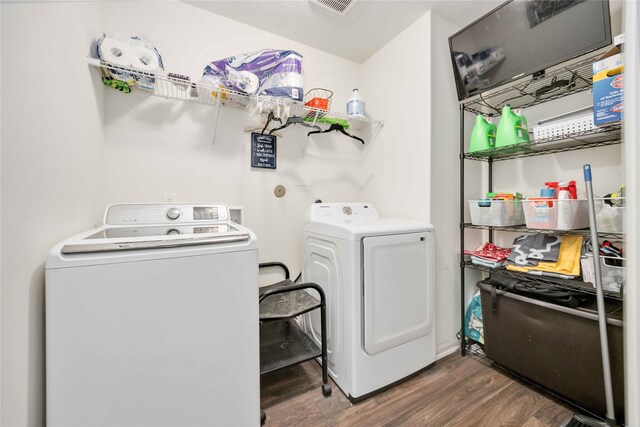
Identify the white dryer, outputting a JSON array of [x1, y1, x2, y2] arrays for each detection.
[[302, 203, 436, 401], [46, 204, 259, 427]]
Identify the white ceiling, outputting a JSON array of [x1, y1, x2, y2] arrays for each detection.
[[184, 0, 503, 63]]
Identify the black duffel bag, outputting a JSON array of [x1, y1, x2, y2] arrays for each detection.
[[487, 271, 591, 310]]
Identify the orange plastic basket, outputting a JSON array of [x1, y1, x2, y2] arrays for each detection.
[[306, 97, 329, 110], [304, 88, 333, 111]]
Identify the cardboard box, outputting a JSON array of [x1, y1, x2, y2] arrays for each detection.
[[593, 48, 624, 126]]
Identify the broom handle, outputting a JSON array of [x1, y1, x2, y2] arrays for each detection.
[[584, 164, 616, 425]]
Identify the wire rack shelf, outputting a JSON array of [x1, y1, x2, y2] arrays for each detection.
[[462, 223, 624, 240], [460, 52, 600, 116], [87, 57, 382, 132], [462, 122, 622, 161], [463, 261, 624, 301]]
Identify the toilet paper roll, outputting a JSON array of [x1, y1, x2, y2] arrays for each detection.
[[238, 71, 260, 94], [130, 47, 160, 73], [98, 37, 133, 67]]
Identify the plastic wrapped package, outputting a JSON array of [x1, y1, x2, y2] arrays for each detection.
[[465, 291, 484, 344], [96, 31, 164, 91], [203, 49, 303, 100]]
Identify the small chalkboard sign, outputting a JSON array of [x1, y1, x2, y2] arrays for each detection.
[[251, 132, 277, 169]]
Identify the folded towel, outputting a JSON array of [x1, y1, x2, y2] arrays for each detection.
[[471, 256, 503, 269], [506, 234, 562, 267], [464, 242, 511, 262], [507, 235, 582, 277]]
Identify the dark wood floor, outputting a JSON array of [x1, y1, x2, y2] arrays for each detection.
[[260, 353, 575, 426]]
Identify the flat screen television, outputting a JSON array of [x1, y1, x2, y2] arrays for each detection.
[[449, 0, 612, 101]]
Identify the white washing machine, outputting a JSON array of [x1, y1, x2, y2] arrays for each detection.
[[46, 204, 259, 427], [302, 203, 436, 401]]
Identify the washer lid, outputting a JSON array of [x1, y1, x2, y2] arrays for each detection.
[[60, 223, 250, 254], [47, 222, 257, 269]]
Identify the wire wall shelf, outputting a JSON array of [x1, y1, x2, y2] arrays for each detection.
[[87, 57, 382, 132], [462, 223, 624, 240], [461, 53, 600, 116], [463, 122, 622, 161], [463, 261, 623, 301]]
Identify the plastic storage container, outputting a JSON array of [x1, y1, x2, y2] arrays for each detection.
[[477, 280, 625, 422], [468, 199, 525, 226], [595, 198, 625, 233], [522, 199, 589, 230], [581, 253, 626, 292]]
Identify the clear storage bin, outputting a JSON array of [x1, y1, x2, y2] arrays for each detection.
[[468, 199, 525, 226], [581, 253, 625, 292], [595, 198, 624, 233], [522, 199, 588, 230]]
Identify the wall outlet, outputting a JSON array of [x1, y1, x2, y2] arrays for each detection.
[[162, 193, 176, 203]]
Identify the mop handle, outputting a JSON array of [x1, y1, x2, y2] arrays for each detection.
[[584, 164, 617, 424]]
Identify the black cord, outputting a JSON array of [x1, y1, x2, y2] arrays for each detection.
[[476, 67, 586, 114], [534, 75, 572, 97], [493, 78, 536, 109], [478, 93, 501, 114], [294, 272, 301, 283]]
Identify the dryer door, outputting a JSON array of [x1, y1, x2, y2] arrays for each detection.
[[362, 231, 434, 355]]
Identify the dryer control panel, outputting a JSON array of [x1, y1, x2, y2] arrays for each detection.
[[307, 203, 379, 222], [105, 204, 229, 225]]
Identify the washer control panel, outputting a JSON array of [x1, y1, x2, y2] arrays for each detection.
[[105, 204, 229, 225], [166, 208, 182, 220]]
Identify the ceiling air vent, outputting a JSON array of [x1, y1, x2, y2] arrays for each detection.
[[309, 0, 358, 16]]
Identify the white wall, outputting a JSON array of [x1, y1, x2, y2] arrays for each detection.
[[1, 3, 106, 426], [101, 2, 365, 282], [360, 13, 431, 221], [428, 13, 463, 356]]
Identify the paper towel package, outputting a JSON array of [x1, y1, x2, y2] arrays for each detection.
[[203, 49, 303, 100]]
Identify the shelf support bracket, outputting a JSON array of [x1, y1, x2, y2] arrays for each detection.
[[211, 95, 222, 146], [301, 134, 311, 159], [368, 121, 385, 145]]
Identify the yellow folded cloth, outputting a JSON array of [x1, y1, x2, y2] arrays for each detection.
[[506, 235, 582, 276]]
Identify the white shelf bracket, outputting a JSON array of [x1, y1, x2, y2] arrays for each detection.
[[368, 121, 385, 145], [301, 134, 312, 159], [211, 95, 221, 146]]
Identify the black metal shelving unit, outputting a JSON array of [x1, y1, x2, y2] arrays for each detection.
[[458, 50, 624, 356]]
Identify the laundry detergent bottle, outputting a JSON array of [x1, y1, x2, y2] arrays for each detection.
[[347, 88, 366, 118], [469, 114, 497, 152], [495, 105, 530, 147]]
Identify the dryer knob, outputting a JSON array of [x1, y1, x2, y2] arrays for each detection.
[[166, 208, 182, 220]]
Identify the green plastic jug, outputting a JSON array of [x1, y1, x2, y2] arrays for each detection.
[[469, 115, 497, 152], [495, 105, 530, 147]]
